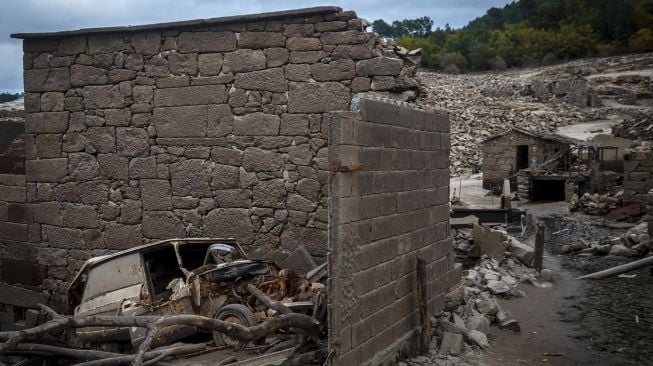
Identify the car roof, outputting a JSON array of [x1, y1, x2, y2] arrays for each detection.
[[69, 238, 237, 291]]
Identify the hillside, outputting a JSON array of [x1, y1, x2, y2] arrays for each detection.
[[415, 53, 653, 177], [374, 0, 653, 71]]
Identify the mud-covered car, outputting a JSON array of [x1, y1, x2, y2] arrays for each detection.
[[67, 238, 323, 348]]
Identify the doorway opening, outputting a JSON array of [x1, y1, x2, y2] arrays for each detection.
[[531, 178, 566, 202], [516, 145, 529, 170]]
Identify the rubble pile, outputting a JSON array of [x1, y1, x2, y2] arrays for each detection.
[[562, 221, 651, 257], [611, 115, 653, 141], [417, 53, 653, 177], [570, 191, 624, 215], [405, 222, 548, 365]]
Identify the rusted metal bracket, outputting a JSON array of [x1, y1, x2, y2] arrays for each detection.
[[329, 164, 365, 175]]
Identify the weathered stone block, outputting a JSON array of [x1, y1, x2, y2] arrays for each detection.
[[71, 64, 107, 87], [222, 49, 266, 73], [25, 112, 69, 133], [204, 208, 255, 245], [104, 223, 143, 249], [88, 34, 124, 54], [153, 105, 208, 137], [0, 222, 28, 241], [129, 156, 157, 179], [234, 68, 287, 92], [265, 48, 289, 67], [131, 32, 161, 55], [37, 248, 67, 267], [83, 85, 125, 109], [280, 225, 327, 256], [208, 104, 234, 137], [284, 64, 311, 81], [198, 53, 223, 76], [116, 128, 149, 157], [86, 127, 116, 153], [315, 21, 347, 32], [40, 92, 65, 112], [141, 179, 172, 210], [120, 199, 142, 224], [153, 85, 226, 107], [214, 189, 252, 208], [289, 50, 328, 64], [211, 147, 242, 166], [284, 23, 315, 37], [321, 30, 370, 45], [125, 54, 144, 71], [253, 179, 286, 208], [280, 114, 310, 135], [63, 203, 98, 228], [78, 181, 109, 204], [178, 31, 237, 53], [68, 153, 99, 181], [97, 154, 128, 179], [287, 37, 323, 51], [311, 59, 355, 81], [45, 225, 84, 248], [142, 211, 185, 239], [59, 36, 87, 55], [242, 147, 284, 172], [233, 112, 280, 136], [34, 133, 61, 158], [168, 52, 198, 76], [170, 159, 212, 197], [288, 82, 350, 113], [238, 32, 286, 49], [26, 159, 68, 182], [0, 185, 25, 202], [356, 57, 403, 76], [24, 68, 71, 92], [211, 164, 240, 189], [332, 44, 374, 60]]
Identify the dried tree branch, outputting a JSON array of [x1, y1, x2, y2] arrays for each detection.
[[247, 284, 292, 315]]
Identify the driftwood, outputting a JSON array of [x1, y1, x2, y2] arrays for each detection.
[[247, 284, 292, 315], [0, 309, 320, 366], [577, 255, 653, 280], [74, 344, 204, 366]]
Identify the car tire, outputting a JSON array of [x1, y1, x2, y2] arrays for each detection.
[[213, 304, 258, 347]]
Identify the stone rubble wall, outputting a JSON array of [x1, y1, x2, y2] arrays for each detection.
[[328, 98, 459, 366], [482, 131, 566, 190], [6, 8, 419, 309], [623, 148, 653, 204]]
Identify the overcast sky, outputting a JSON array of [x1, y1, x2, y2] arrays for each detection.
[[0, 0, 512, 93]]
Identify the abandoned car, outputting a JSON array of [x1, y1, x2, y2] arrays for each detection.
[[67, 238, 325, 348]]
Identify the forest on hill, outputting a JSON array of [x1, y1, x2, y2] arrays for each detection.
[[0, 93, 23, 103], [372, 0, 653, 72]]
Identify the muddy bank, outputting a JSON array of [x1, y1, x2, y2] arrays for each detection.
[[544, 216, 653, 365]]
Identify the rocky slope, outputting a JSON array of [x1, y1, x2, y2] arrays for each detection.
[[416, 53, 653, 177]]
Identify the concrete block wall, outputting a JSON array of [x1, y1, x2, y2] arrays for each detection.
[[328, 98, 460, 366], [7, 6, 420, 309], [482, 130, 565, 190]]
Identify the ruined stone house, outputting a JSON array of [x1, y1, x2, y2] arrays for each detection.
[[1, 7, 460, 364], [482, 127, 595, 200]]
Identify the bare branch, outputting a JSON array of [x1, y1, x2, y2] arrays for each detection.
[[247, 284, 291, 315]]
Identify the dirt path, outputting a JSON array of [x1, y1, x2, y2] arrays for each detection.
[[480, 252, 625, 366]]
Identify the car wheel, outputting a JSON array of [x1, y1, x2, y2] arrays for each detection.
[[213, 304, 258, 347]]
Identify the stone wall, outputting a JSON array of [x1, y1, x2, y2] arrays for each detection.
[[623, 147, 653, 204], [7, 7, 419, 309], [482, 130, 566, 190], [328, 98, 459, 366]]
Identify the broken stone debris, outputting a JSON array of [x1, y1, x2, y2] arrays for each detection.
[[562, 221, 650, 257]]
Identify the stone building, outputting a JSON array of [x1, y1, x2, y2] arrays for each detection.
[[482, 127, 582, 195]]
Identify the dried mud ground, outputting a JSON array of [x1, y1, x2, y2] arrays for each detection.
[[480, 212, 652, 366]]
